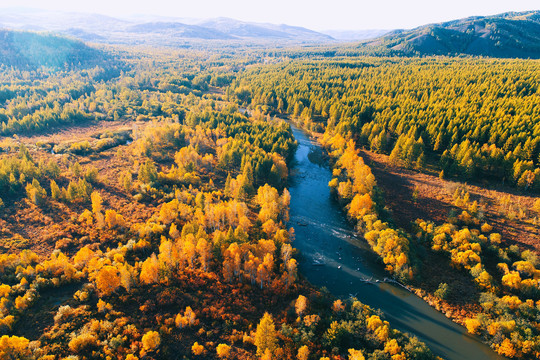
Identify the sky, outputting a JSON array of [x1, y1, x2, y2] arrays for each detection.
[[3, 0, 540, 30]]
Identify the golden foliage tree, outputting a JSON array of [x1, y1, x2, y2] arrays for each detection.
[[0, 335, 31, 359], [348, 349, 365, 360], [192, 342, 205, 355], [140, 253, 159, 285], [297, 345, 309, 360], [91, 190, 103, 215], [295, 295, 308, 317], [216, 344, 231, 358], [254, 312, 278, 356], [95, 265, 121, 296], [142, 331, 161, 352]]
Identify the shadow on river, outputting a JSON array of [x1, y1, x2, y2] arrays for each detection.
[[288, 125, 504, 360]]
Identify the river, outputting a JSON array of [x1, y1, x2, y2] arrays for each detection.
[[288, 125, 503, 360]]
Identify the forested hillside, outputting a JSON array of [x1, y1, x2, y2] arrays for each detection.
[[362, 10, 540, 58], [0, 30, 117, 70]]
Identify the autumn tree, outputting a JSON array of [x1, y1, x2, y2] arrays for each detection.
[[142, 331, 161, 353], [297, 345, 309, 360], [140, 253, 159, 284], [256, 184, 280, 223], [91, 191, 103, 214], [192, 342, 205, 355], [348, 349, 365, 360], [0, 335, 31, 359], [284, 258, 297, 287], [281, 243, 292, 264], [295, 295, 308, 317], [196, 238, 212, 271], [176, 306, 198, 328], [95, 265, 121, 296], [216, 344, 231, 358], [257, 253, 274, 289], [254, 312, 278, 356]]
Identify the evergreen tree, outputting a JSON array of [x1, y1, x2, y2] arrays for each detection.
[[139, 159, 158, 184]]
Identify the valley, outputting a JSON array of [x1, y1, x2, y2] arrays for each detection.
[[0, 6, 539, 360]]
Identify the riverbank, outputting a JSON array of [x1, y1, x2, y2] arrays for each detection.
[[290, 118, 480, 322], [287, 123, 503, 360]]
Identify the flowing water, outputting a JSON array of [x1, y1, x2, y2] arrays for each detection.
[[288, 125, 503, 360]]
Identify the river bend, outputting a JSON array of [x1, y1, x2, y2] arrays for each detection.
[[288, 125, 502, 360]]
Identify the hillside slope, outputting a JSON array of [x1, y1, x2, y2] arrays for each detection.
[[0, 29, 113, 70], [364, 10, 540, 58]]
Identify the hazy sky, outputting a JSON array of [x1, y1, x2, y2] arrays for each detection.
[[4, 0, 540, 30]]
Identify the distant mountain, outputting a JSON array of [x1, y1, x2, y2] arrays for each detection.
[[60, 28, 106, 42], [0, 8, 334, 45], [127, 22, 233, 40], [323, 29, 391, 41], [363, 10, 540, 58], [199, 18, 333, 41], [0, 8, 130, 33], [0, 29, 114, 70]]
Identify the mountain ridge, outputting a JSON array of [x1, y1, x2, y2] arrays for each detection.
[[363, 10, 540, 58], [0, 9, 334, 44], [2, 8, 540, 58]]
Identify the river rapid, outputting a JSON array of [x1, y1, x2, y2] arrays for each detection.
[[288, 125, 503, 360]]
